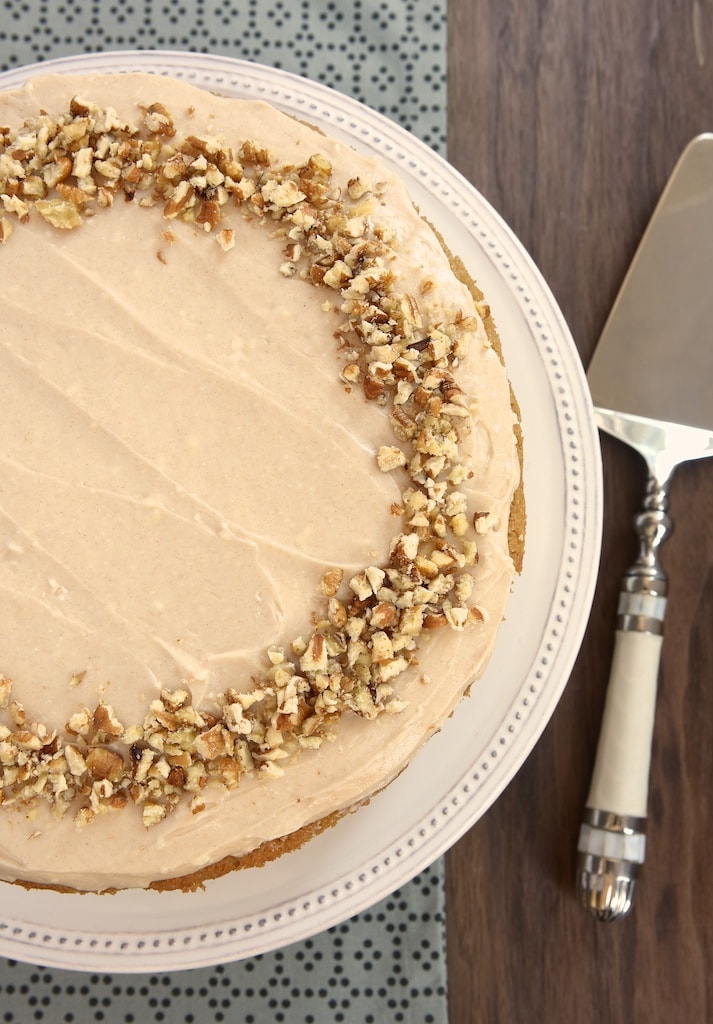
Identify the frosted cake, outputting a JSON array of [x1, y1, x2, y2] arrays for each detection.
[[0, 72, 523, 891]]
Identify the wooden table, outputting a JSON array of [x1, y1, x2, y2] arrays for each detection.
[[446, 2, 713, 1020]]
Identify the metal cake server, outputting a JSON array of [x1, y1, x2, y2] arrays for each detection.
[[576, 135, 713, 921]]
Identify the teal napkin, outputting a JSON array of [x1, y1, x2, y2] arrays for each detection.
[[0, 865, 446, 1023], [0, 0, 446, 153], [0, 3, 449, 1020]]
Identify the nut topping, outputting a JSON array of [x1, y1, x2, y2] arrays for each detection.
[[0, 91, 504, 831]]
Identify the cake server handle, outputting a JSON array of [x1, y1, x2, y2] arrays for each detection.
[[575, 472, 672, 921]]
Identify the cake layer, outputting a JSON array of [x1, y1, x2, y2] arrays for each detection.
[[0, 73, 520, 890]]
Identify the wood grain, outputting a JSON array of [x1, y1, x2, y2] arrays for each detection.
[[446, 2, 713, 1021]]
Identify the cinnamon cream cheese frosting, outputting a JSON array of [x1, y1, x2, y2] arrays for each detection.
[[0, 72, 522, 892]]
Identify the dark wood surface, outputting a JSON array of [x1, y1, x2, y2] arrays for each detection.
[[446, 2, 713, 1021]]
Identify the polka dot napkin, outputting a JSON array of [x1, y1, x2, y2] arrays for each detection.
[[0, 867, 446, 1023], [0, 0, 446, 153], [0, 2, 449, 1022]]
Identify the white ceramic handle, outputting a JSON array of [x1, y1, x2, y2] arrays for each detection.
[[586, 628, 662, 816], [576, 479, 671, 920], [576, 624, 663, 919]]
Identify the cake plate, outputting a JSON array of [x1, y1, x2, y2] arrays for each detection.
[[0, 50, 602, 971]]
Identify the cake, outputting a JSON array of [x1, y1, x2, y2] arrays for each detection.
[[0, 71, 523, 892]]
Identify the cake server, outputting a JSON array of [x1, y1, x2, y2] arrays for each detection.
[[576, 134, 713, 921]]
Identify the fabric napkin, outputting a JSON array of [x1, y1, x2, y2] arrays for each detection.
[[0, 0, 446, 154], [0, 2, 449, 1022], [0, 865, 446, 1024]]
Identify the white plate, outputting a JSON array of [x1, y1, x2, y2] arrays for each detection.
[[0, 50, 602, 971]]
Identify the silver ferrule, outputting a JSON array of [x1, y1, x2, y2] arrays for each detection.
[[576, 808, 647, 921], [581, 808, 646, 833], [616, 575, 668, 634]]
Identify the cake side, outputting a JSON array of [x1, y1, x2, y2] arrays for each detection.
[[0, 72, 521, 891]]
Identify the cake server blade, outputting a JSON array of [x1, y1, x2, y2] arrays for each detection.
[[576, 134, 713, 921]]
